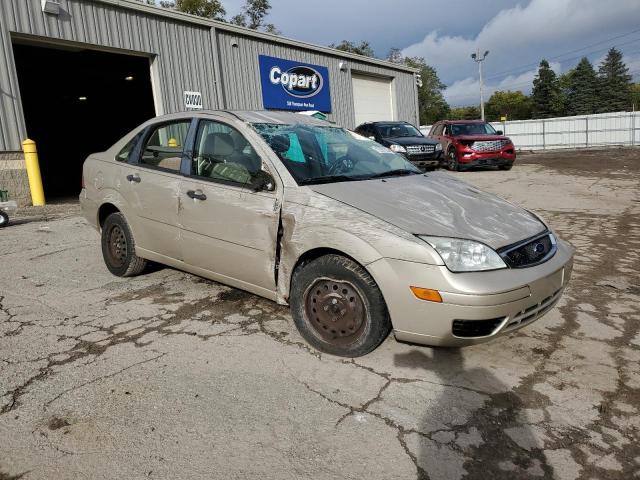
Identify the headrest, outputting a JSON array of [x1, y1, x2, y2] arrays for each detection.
[[267, 134, 290, 154], [203, 132, 235, 157]]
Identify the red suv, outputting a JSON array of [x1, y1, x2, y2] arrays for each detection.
[[428, 120, 515, 171]]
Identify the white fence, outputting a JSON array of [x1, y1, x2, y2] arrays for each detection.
[[420, 111, 640, 151]]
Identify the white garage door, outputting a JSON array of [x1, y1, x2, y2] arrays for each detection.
[[352, 74, 394, 126]]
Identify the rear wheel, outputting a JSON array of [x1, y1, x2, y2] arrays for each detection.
[[447, 148, 461, 171], [290, 254, 391, 357], [0, 211, 8, 228], [101, 212, 147, 277]]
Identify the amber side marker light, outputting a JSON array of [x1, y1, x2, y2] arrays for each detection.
[[410, 286, 443, 303]]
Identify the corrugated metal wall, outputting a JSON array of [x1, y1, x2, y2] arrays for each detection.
[[0, 0, 218, 151], [0, 0, 418, 152], [216, 30, 418, 129]]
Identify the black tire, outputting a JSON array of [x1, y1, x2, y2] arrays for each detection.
[[101, 212, 147, 277], [0, 211, 8, 228], [499, 163, 513, 170], [290, 254, 391, 357], [447, 148, 461, 171]]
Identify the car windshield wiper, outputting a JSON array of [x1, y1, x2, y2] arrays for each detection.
[[366, 169, 421, 179], [298, 175, 361, 185]]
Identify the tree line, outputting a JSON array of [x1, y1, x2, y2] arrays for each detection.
[[480, 48, 637, 122]]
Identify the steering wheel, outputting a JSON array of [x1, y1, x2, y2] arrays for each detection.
[[326, 155, 356, 175]]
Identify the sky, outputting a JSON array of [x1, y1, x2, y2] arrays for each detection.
[[224, 0, 640, 106]]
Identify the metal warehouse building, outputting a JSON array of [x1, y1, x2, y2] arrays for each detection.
[[0, 0, 419, 204]]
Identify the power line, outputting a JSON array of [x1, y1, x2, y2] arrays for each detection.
[[485, 36, 640, 82], [444, 43, 640, 101], [484, 26, 640, 81]]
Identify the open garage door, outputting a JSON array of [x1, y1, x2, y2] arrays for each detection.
[[12, 41, 156, 200], [352, 74, 394, 126]]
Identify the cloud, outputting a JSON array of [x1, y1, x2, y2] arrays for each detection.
[[402, 0, 640, 105]]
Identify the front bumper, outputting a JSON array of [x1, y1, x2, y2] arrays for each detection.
[[457, 148, 515, 168], [367, 238, 575, 347], [402, 151, 442, 169]]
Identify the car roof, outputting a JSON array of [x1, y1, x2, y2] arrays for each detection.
[[442, 120, 487, 124], [150, 110, 334, 126]]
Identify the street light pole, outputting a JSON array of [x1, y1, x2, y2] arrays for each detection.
[[471, 49, 489, 121]]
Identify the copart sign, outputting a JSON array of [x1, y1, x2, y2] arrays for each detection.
[[259, 55, 331, 112]]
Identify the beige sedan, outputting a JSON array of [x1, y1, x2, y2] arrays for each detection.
[[80, 111, 574, 357]]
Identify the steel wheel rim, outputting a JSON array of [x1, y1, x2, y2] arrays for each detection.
[[107, 224, 127, 267], [448, 150, 457, 169], [304, 278, 366, 346]]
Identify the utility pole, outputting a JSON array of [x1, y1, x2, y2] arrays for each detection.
[[471, 49, 489, 121]]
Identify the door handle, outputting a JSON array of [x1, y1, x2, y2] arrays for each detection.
[[186, 189, 207, 201], [126, 174, 141, 183]]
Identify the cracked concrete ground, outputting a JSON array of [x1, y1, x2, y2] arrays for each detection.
[[1, 148, 639, 479]]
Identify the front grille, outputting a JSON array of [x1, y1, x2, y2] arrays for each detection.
[[406, 144, 435, 155], [470, 140, 508, 152], [452, 317, 505, 338], [498, 232, 556, 268], [503, 288, 563, 332]]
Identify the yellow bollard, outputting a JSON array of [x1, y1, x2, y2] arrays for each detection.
[[22, 139, 45, 206]]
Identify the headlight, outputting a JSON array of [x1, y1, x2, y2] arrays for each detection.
[[435, 143, 443, 151], [389, 144, 406, 153], [419, 236, 507, 272]]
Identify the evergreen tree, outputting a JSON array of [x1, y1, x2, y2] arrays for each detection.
[[597, 47, 632, 112], [531, 59, 561, 118], [566, 57, 599, 115]]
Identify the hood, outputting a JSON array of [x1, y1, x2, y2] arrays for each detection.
[[455, 134, 510, 142], [383, 136, 438, 146], [309, 172, 545, 249]]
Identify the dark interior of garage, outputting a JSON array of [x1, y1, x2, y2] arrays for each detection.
[[12, 42, 156, 199]]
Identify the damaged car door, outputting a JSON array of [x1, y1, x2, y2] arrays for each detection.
[[178, 118, 281, 295]]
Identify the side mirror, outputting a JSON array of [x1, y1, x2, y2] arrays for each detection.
[[496, 130, 503, 135], [251, 170, 276, 192]]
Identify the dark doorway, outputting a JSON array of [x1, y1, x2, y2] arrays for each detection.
[[12, 41, 156, 199]]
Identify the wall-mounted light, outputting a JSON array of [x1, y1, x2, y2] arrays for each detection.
[[415, 74, 423, 88], [339, 61, 348, 72], [41, 0, 61, 15], [125, 76, 134, 81], [78, 96, 87, 101]]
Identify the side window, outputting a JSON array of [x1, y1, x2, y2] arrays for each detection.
[[140, 120, 190, 172], [115, 133, 141, 162], [192, 120, 262, 186]]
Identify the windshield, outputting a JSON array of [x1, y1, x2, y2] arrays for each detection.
[[252, 123, 421, 185], [450, 123, 497, 136], [376, 123, 423, 138]]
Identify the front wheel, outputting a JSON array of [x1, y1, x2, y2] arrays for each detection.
[[290, 255, 391, 357], [447, 149, 461, 171], [499, 163, 513, 170]]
